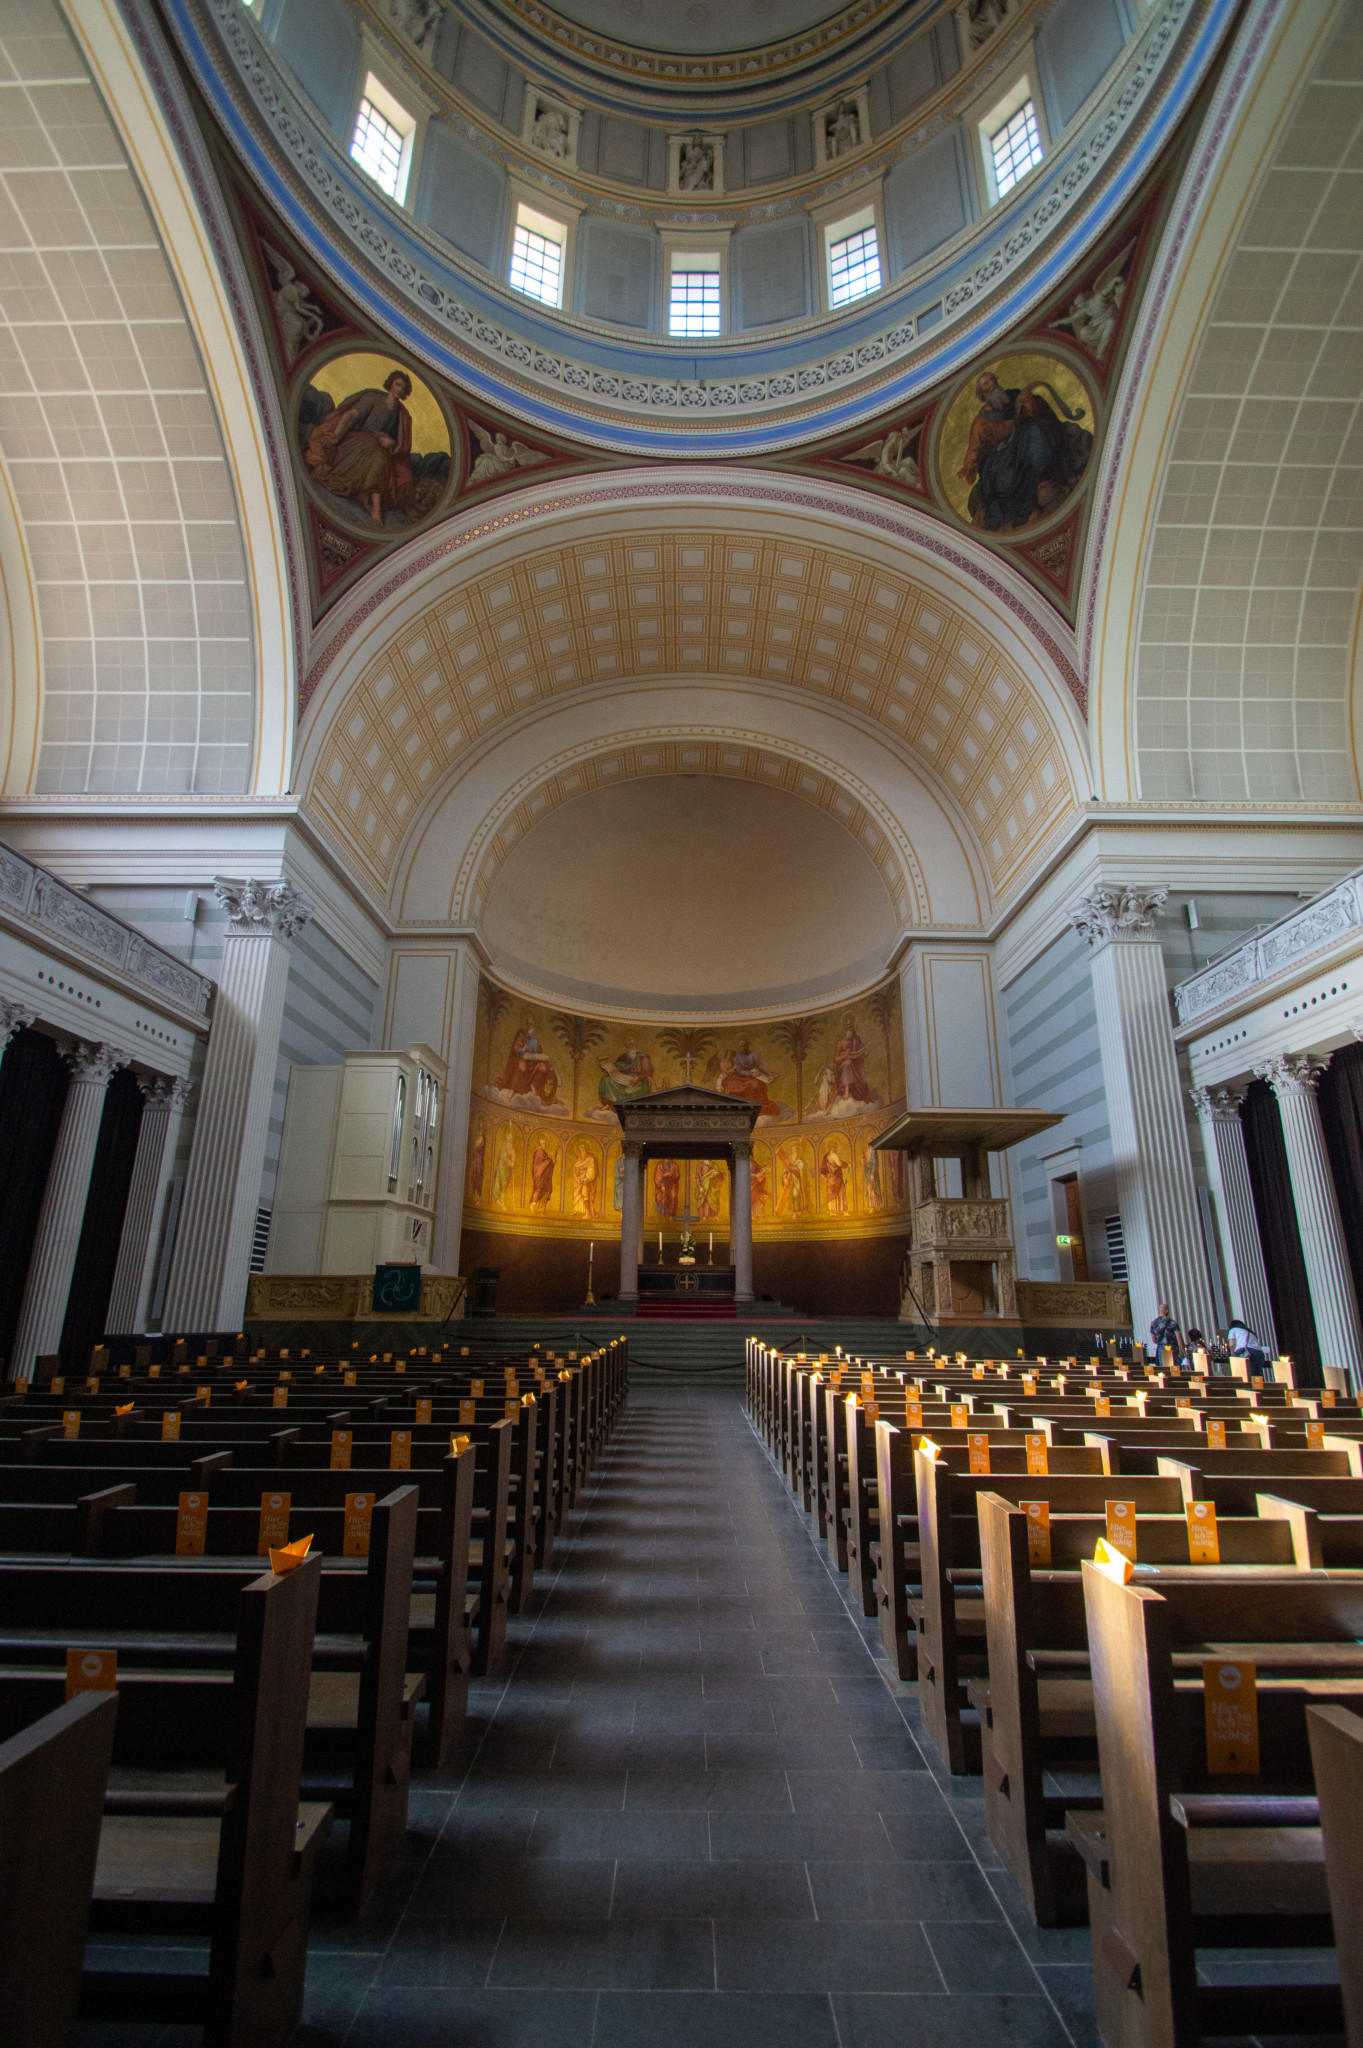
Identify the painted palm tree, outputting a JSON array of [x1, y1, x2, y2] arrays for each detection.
[[771, 1015, 823, 1122], [657, 1026, 717, 1086], [552, 1012, 607, 1118], [867, 985, 898, 1100], [479, 979, 511, 1086]]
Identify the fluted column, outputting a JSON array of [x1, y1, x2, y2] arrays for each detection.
[[105, 1076, 193, 1335], [732, 1141, 754, 1303], [1071, 885, 1211, 1336], [0, 998, 36, 1063], [163, 878, 311, 1334], [1256, 1053, 1363, 1390], [619, 1142, 642, 1302], [9, 1040, 129, 1378], [432, 939, 480, 1280], [1190, 1084, 1276, 1350]]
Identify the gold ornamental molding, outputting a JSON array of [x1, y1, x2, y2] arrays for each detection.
[[246, 1274, 466, 1321], [494, 0, 901, 89]]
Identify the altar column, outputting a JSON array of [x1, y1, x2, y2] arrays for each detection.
[[619, 1141, 642, 1302], [732, 1141, 754, 1303]]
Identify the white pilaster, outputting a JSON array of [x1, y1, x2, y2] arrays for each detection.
[[1256, 1053, 1363, 1391], [9, 1040, 129, 1377], [732, 1142, 754, 1303], [162, 878, 311, 1334], [1072, 885, 1211, 1336], [105, 1076, 193, 1335], [619, 1142, 642, 1301], [432, 939, 480, 1280], [1190, 1084, 1276, 1349]]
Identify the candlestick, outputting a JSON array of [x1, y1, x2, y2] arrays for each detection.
[[659, 1231, 663, 1259]]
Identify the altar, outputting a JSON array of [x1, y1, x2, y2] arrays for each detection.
[[612, 1086, 761, 1308]]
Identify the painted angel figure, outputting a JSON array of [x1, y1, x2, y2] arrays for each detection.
[[469, 421, 549, 485], [1053, 241, 1134, 359], [845, 425, 921, 486], [264, 248, 325, 363]]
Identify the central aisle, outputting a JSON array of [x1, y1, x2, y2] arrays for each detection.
[[306, 1384, 1096, 2047]]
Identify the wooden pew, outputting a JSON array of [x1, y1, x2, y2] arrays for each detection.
[[0, 1693, 118, 2048], [1069, 1562, 1363, 2048], [973, 1491, 1304, 1926], [913, 1447, 1185, 1773], [1306, 1704, 1363, 2048], [0, 1557, 330, 2047]]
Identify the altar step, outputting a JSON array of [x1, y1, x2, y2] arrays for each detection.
[[636, 1300, 735, 1320]]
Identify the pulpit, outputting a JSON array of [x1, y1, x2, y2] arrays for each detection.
[[873, 1107, 1063, 1327]]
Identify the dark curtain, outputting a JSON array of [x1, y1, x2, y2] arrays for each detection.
[[59, 1066, 144, 1370], [1319, 1040, 1363, 1319], [0, 1029, 69, 1376], [1240, 1077, 1323, 1386]]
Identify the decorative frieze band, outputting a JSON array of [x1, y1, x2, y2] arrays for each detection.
[[0, 842, 212, 1017], [1175, 871, 1363, 1025]]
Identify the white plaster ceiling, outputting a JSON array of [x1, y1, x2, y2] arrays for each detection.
[[0, 0, 255, 794], [303, 510, 1080, 920], [1134, 7, 1363, 804], [481, 773, 899, 1010]]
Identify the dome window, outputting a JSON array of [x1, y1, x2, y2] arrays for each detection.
[[510, 204, 568, 308], [826, 208, 882, 309], [989, 99, 1043, 197], [350, 75, 416, 204], [669, 253, 722, 338]]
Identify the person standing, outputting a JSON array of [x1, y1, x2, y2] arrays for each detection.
[[1149, 1301, 1183, 1364]]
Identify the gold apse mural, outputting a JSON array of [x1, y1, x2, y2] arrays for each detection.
[[464, 976, 910, 1242]]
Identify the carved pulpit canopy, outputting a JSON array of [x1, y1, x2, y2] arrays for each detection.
[[871, 1107, 1065, 1157], [614, 1084, 761, 1158]]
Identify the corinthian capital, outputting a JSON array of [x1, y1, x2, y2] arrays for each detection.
[[1255, 1051, 1330, 1098], [1190, 1083, 1247, 1122], [64, 1040, 130, 1087], [214, 875, 312, 940], [1071, 884, 1169, 948], [139, 1073, 194, 1113], [0, 997, 36, 1050]]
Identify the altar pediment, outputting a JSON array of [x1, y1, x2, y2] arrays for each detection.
[[614, 1084, 761, 1150]]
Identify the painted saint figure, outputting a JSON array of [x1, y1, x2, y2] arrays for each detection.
[[571, 1147, 599, 1218], [694, 1158, 725, 1224], [820, 1148, 849, 1214], [496, 1016, 560, 1106], [833, 1017, 874, 1105], [598, 1040, 654, 1106], [653, 1158, 680, 1219], [957, 370, 1092, 533], [529, 1140, 556, 1213], [469, 1127, 486, 1198], [305, 369, 415, 528], [490, 1130, 516, 1209]]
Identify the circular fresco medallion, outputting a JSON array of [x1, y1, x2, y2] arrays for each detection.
[[935, 351, 1096, 538], [295, 350, 458, 535]]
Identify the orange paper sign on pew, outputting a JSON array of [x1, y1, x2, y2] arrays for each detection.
[[459, 1398, 476, 1425], [1305, 1420, 1326, 1450], [62, 1410, 80, 1440], [1322, 1389, 1337, 1408], [66, 1648, 116, 1700], [330, 1430, 352, 1471], [1187, 1500, 1220, 1562], [1025, 1433, 1049, 1475], [196, 1385, 211, 1405], [973, 1364, 984, 1379], [148, 1363, 160, 1379], [119, 1364, 131, 1379], [470, 1379, 484, 1397], [85, 1377, 99, 1393], [1094, 1394, 1111, 1418], [1204, 1659, 1259, 1773], [176, 1491, 208, 1556], [161, 1411, 181, 1442], [951, 1403, 969, 1429], [1104, 1500, 1138, 1562], [504, 1397, 520, 1420], [416, 1398, 433, 1425], [1022, 1501, 1051, 1565], [1205, 1417, 1227, 1450], [49, 1376, 64, 1395], [344, 1493, 374, 1557], [390, 1430, 412, 1470], [273, 1386, 288, 1408], [967, 1432, 991, 1473], [861, 1400, 878, 1424], [344, 1370, 357, 1386], [258, 1491, 291, 1554]]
